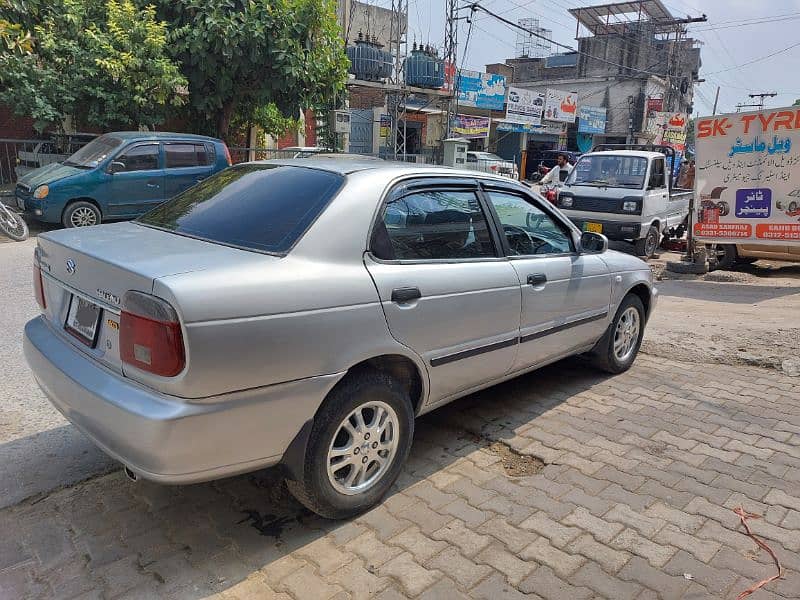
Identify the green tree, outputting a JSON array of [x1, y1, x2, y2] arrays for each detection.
[[794, 99, 800, 106], [0, 0, 186, 131], [159, 0, 349, 138]]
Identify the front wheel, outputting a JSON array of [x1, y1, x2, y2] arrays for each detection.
[[633, 226, 660, 258], [0, 203, 29, 241], [62, 201, 101, 228], [590, 294, 646, 374], [286, 370, 414, 519]]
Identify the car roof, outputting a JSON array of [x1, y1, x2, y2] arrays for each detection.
[[103, 131, 222, 143], [584, 150, 663, 159], [251, 158, 521, 182]]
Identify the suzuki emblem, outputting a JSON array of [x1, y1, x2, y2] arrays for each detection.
[[65, 259, 76, 274]]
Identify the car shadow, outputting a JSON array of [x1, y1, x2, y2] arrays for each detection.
[[6, 357, 614, 598]]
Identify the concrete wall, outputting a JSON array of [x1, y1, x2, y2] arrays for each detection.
[[339, 0, 406, 49]]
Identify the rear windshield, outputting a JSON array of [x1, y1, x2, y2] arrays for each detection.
[[138, 164, 344, 254]]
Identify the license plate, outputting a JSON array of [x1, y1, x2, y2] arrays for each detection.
[[65, 294, 102, 346], [584, 222, 603, 233], [17, 196, 24, 210]]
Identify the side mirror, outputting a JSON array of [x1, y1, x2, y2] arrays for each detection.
[[579, 231, 608, 254], [108, 161, 126, 174]]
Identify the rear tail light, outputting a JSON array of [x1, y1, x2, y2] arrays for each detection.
[[490, 165, 497, 171], [120, 291, 185, 377], [222, 143, 232, 166], [33, 265, 46, 310]]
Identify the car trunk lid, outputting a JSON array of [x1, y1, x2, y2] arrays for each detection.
[[35, 221, 269, 374]]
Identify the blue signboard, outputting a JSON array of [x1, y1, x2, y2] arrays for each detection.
[[457, 70, 507, 111], [577, 106, 607, 134]]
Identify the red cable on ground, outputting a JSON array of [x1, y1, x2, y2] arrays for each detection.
[[733, 506, 785, 600]]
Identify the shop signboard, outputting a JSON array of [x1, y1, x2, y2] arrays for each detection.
[[543, 89, 577, 123], [647, 97, 664, 114], [456, 70, 507, 110], [496, 120, 564, 136], [577, 106, 607, 134], [648, 112, 688, 151], [506, 87, 545, 125], [451, 114, 490, 139], [694, 106, 800, 245]]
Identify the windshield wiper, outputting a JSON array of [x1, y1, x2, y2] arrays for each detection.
[[62, 161, 92, 169]]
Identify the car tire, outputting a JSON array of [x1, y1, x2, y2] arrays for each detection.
[[62, 201, 101, 228], [590, 294, 646, 374], [710, 244, 737, 271], [285, 369, 414, 519], [633, 226, 660, 258]]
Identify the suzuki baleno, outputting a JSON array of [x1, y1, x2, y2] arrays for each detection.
[[24, 160, 656, 518]]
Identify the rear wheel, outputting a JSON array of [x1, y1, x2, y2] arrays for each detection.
[[63, 201, 101, 228], [633, 226, 660, 258], [590, 294, 646, 374], [286, 370, 414, 519], [710, 244, 737, 270]]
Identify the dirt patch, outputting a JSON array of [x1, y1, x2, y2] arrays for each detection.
[[488, 441, 545, 477]]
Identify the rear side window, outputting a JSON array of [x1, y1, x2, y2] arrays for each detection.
[[138, 165, 344, 254], [165, 143, 213, 168], [374, 189, 495, 260]]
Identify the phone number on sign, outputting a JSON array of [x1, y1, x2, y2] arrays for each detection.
[[694, 223, 752, 238], [756, 224, 800, 239]]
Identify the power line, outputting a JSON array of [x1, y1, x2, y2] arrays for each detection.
[[705, 41, 800, 75], [463, 2, 706, 80]]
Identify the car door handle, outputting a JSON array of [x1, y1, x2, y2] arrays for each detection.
[[146, 182, 159, 188], [391, 287, 421, 303], [527, 273, 547, 286], [196, 176, 206, 182]]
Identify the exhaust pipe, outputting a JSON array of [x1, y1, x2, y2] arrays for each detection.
[[123, 466, 138, 482]]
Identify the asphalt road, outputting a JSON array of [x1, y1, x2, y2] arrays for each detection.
[[0, 237, 114, 509]]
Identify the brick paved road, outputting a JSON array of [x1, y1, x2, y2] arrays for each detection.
[[1, 354, 799, 600]]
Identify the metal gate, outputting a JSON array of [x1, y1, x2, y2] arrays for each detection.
[[348, 109, 374, 155]]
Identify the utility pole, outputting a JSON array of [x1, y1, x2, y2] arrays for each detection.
[[712, 85, 720, 115], [443, 0, 458, 140], [748, 92, 777, 110], [389, 0, 408, 159]]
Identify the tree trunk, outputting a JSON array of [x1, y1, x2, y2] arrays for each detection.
[[216, 98, 236, 139]]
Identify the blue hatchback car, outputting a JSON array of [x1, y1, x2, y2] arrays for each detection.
[[15, 132, 231, 228]]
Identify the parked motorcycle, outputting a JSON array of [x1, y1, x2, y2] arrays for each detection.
[[0, 197, 29, 241]]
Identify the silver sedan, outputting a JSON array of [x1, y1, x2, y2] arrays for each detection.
[[24, 160, 656, 518]]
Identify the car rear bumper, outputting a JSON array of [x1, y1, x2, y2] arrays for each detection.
[[24, 316, 342, 484]]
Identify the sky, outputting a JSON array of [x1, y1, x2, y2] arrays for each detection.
[[392, 0, 800, 117]]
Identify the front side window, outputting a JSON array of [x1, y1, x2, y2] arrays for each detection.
[[486, 190, 574, 255], [567, 155, 648, 189], [115, 144, 160, 172], [138, 164, 344, 254], [375, 189, 495, 260], [165, 143, 212, 168]]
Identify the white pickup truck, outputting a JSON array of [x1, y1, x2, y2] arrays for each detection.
[[555, 145, 692, 257]]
